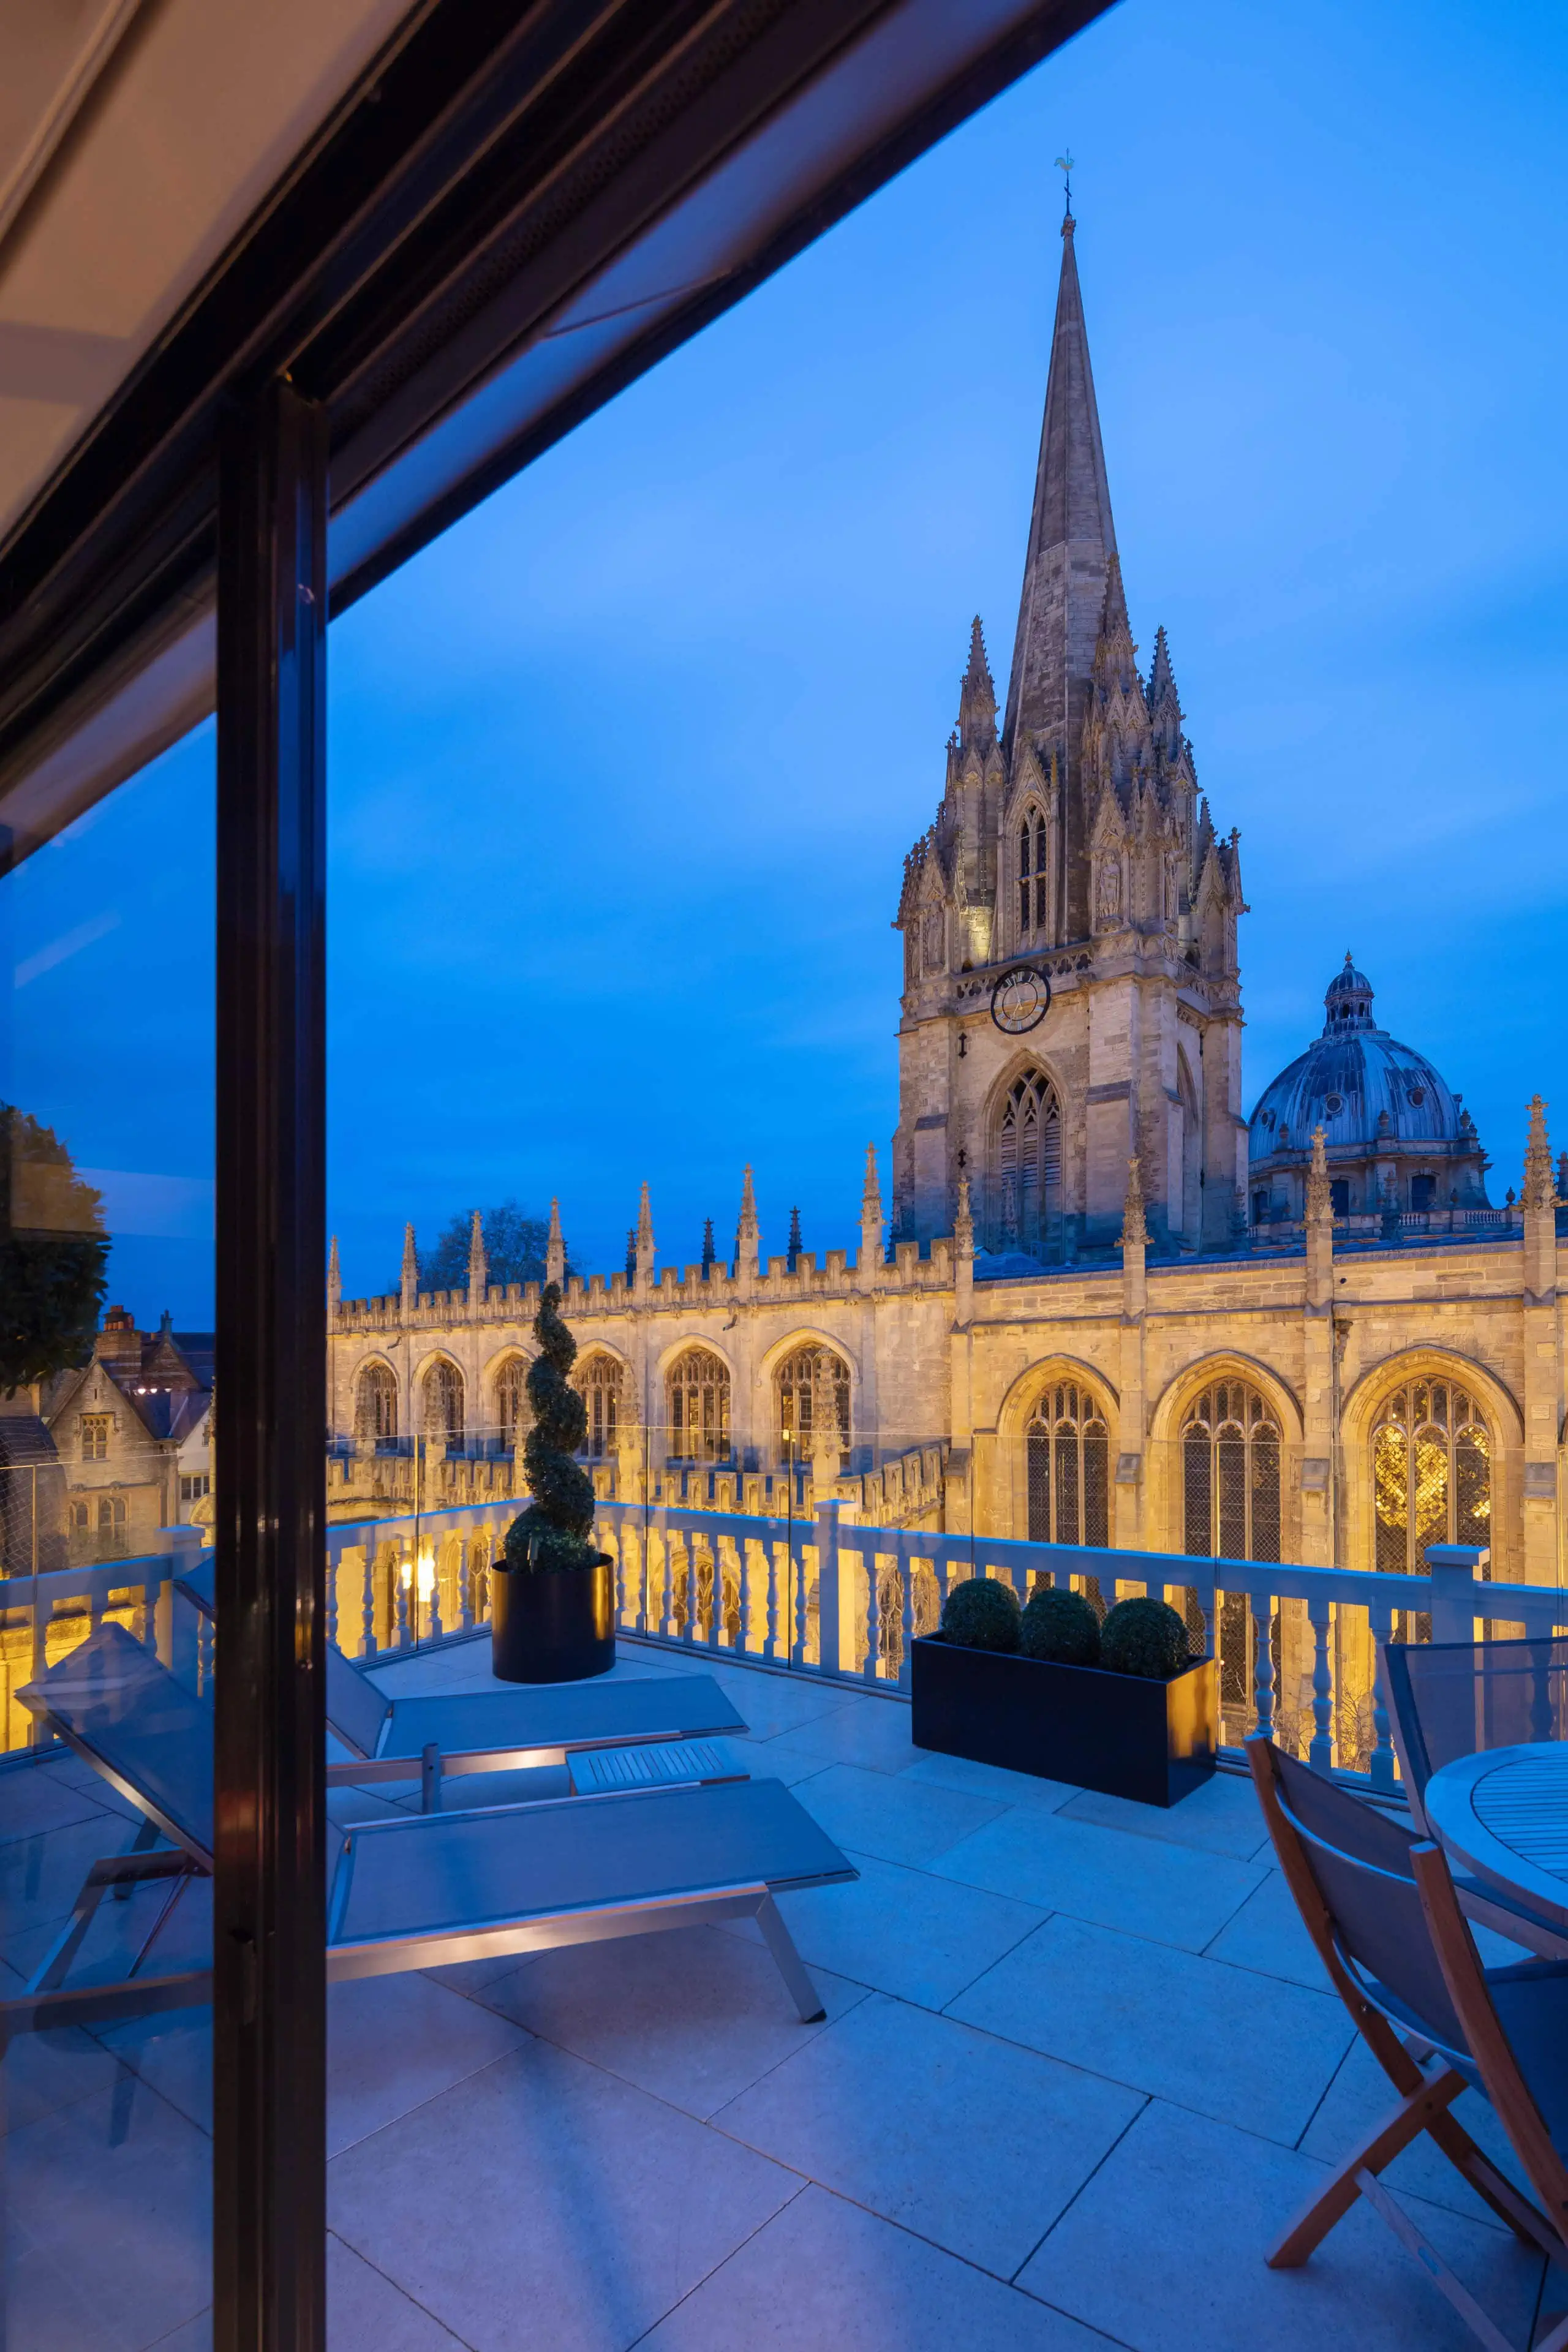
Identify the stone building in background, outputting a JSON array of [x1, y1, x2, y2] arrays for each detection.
[[328, 206, 1566, 1693]]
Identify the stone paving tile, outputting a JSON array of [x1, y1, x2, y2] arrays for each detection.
[[638, 2184, 1124, 2351], [326, 2233, 472, 2351], [1203, 1866, 1332, 1992], [1017, 2098, 1547, 2352], [759, 1698, 925, 1776], [789, 1762, 1008, 1869], [898, 1749, 1078, 1811], [1300, 2035, 1532, 2231], [949, 1912, 1353, 2147], [328, 2037, 798, 2352], [714, 1991, 1145, 2279], [4, 2071, 213, 2352], [0, 1951, 126, 2135], [474, 1921, 866, 2119], [723, 1849, 1046, 2010], [0, 1812, 163, 1970], [1057, 1770, 1274, 1862], [931, 1804, 1264, 1952], [0, 1757, 126, 1844], [106, 1973, 532, 2155]]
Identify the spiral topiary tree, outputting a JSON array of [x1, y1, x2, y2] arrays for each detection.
[[502, 1283, 607, 1574], [939, 1575, 1021, 1653], [1100, 1595, 1191, 1679], [1019, 1584, 1101, 1666]]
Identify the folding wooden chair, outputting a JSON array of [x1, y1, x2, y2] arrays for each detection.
[[1247, 1734, 1568, 2350]]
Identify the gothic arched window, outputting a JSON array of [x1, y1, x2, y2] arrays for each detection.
[[575, 1352, 622, 1459], [992, 1071, 1062, 1259], [355, 1361, 398, 1444], [1018, 811, 1049, 939], [1027, 1382, 1109, 1547], [776, 1344, 851, 1465], [1372, 1379, 1490, 1576], [667, 1348, 730, 1463], [423, 1358, 465, 1450], [1182, 1379, 1281, 1562], [494, 1358, 528, 1449]]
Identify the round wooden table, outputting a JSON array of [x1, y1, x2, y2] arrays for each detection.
[[1423, 1741, 1568, 1939]]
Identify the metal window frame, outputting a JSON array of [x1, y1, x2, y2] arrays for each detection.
[[1, 6, 1119, 2346]]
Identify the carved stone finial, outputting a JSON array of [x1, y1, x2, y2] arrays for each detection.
[[861, 1141, 882, 1220], [546, 1196, 565, 1289], [1120, 1154, 1147, 1249], [467, 1208, 487, 1299], [1306, 1125, 1332, 1221], [1524, 1096, 1555, 1213], [954, 1172, 974, 1254]]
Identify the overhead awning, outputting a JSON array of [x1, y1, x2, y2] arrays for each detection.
[[0, 0, 1112, 870]]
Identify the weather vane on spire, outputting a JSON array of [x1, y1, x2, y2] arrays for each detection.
[[1054, 149, 1074, 219]]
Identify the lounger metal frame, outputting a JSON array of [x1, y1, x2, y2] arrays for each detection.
[[4, 1632, 848, 2043]]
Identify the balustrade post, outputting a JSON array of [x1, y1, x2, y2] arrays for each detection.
[[814, 1500, 854, 1677], [394, 1542, 412, 1649], [1251, 1583, 1275, 1743], [360, 1541, 377, 1659], [659, 1529, 679, 1641], [1308, 1597, 1334, 1772], [1425, 1544, 1487, 1646], [792, 1526, 810, 1666], [428, 1540, 444, 1643], [763, 1537, 782, 1662], [1368, 1596, 1396, 1791], [862, 1545, 880, 1683], [899, 1541, 916, 1690]]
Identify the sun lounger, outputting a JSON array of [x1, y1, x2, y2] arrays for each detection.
[[7, 1623, 850, 2042], [174, 1554, 747, 1807]]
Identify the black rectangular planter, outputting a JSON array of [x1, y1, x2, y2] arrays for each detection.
[[911, 1637, 1219, 1808]]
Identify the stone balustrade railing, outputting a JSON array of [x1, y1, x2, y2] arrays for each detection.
[[4, 1508, 1561, 1792]]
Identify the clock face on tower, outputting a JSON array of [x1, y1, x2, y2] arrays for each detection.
[[989, 965, 1052, 1036]]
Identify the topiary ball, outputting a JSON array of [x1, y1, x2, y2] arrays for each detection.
[[940, 1575, 1021, 1653], [1019, 1584, 1101, 1666], [1100, 1595, 1192, 1680]]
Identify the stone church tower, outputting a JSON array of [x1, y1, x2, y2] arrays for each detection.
[[892, 207, 1248, 1261]]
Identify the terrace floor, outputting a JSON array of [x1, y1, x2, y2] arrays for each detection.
[[2, 1633, 1564, 2351]]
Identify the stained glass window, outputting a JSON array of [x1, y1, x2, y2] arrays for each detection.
[[576, 1352, 622, 1458], [668, 1348, 731, 1462], [1026, 1382, 1109, 1546], [1182, 1379, 1281, 1562], [423, 1357, 464, 1449], [355, 1360, 398, 1442], [777, 1344, 850, 1465], [1372, 1379, 1490, 1575], [495, 1357, 529, 1449]]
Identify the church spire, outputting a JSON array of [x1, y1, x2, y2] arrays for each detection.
[[957, 617, 997, 755], [1004, 209, 1117, 758], [1003, 208, 1118, 942]]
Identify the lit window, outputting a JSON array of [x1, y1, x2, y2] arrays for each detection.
[[667, 1349, 731, 1463], [80, 1414, 110, 1461], [495, 1359, 529, 1449], [423, 1359, 464, 1450], [992, 1070, 1061, 1259], [1373, 1380, 1490, 1578], [180, 1474, 211, 1503], [776, 1344, 850, 1466], [574, 1354, 622, 1458]]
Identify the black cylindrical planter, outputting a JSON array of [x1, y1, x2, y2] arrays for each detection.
[[491, 1557, 615, 1683]]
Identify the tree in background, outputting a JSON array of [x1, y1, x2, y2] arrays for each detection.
[[395, 1199, 556, 1295], [1, 1106, 108, 1393]]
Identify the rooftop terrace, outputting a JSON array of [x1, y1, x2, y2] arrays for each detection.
[[4, 1635, 1561, 2352]]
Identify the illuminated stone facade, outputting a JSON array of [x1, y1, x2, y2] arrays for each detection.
[[328, 213, 1566, 1605]]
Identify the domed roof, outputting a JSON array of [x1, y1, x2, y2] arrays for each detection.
[[1249, 958, 1471, 1162]]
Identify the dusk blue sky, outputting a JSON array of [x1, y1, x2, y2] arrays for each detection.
[[6, 0, 1566, 1324]]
